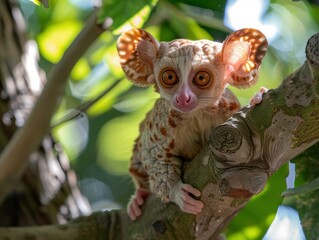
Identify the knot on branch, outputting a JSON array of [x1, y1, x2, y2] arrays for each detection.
[[152, 220, 167, 234], [210, 125, 242, 154], [219, 178, 253, 198], [306, 33, 319, 68], [209, 117, 254, 166]]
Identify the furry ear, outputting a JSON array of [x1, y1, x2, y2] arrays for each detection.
[[117, 28, 159, 87], [222, 28, 268, 88]]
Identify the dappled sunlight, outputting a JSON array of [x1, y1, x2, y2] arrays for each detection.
[[225, 0, 278, 42], [37, 21, 82, 63], [97, 114, 143, 175]]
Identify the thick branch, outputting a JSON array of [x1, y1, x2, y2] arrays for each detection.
[[0, 32, 317, 240], [0, 210, 128, 240], [0, 11, 109, 203]]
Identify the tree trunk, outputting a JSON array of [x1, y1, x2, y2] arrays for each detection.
[[0, 0, 91, 226]]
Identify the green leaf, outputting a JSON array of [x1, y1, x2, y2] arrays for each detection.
[[168, 0, 227, 13], [97, 99, 155, 174], [98, 0, 158, 33], [30, 0, 49, 8], [37, 21, 82, 63], [71, 58, 91, 81]]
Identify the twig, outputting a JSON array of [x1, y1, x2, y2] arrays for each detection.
[[282, 176, 319, 197], [51, 79, 122, 129]]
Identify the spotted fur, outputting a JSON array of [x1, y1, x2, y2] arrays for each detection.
[[129, 92, 240, 202], [116, 28, 268, 219]]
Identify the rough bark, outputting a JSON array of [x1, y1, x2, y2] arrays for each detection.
[[0, 0, 92, 226], [0, 28, 318, 240]]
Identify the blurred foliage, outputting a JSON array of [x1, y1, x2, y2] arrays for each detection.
[[20, 0, 319, 239], [30, 0, 49, 8], [98, 0, 158, 33], [287, 142, 319, 238]]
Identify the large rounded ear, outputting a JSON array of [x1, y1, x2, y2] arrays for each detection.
[[222, 28, 268, 88], [117, 28, 159, 87]]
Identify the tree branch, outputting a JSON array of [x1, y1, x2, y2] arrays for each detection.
[[0, 11, 110, 203], [0, 211, 127, 240]]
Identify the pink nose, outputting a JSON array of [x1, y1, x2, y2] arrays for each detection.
[[173, 91, 197, 112], [175, 94, 192, 106]]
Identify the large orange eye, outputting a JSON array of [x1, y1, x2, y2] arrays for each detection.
[[162, 69, 178, 86], [193, 71, 211, 87]]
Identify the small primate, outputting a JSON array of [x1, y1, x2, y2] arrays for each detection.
[[117, 28, 268, 220]]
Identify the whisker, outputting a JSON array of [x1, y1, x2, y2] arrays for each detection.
[[198, 97, 217, 106], [114, 92, 159, 112], [144, 97, 159, 107], [197, 103, 215, 115]]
